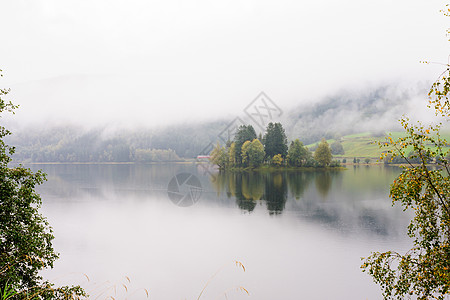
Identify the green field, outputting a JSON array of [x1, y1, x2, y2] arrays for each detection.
[[306, 131, 450, 161]]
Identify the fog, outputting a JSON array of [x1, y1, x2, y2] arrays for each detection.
[[1, 0, 448, 129], [282, 80, 447, 141], [3, 3, 448, 298]]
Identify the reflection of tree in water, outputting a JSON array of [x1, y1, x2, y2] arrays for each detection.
[[206, 167, 406, 236], [234, 172, 257, 212], [287, 171, 314, 200], [241, 172, 264, 200], [315, 171, 332, 199], [236, 198, 257, 212], [264, 172, 287, 215], [209, 171, 227, 197], [210, 171, 239, 199], [211, 171, 288, 213], [212, 170, 336, 214]]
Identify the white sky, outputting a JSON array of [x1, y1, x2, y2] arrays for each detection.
[[1, 0, 449, 127]]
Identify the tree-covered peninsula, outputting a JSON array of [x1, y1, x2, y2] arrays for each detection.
[[209, 122, 340, 170]]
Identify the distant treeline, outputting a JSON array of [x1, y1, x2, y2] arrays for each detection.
[[7, 120, 348, 163], [7, 122, 229, 162], [382, 151, 449, 165]]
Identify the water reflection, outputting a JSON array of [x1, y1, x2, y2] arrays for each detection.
[[264, 172, 287, 215], [314, 171, 332, 198], [211, 170, 341, 214], [31, 163, 409, 237], [30, 163, 411, 300], [211, 171, 289, 214], [208, 167, 412, 237], [286, 171, 313, 200]]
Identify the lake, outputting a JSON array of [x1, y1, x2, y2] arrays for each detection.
[[31, 163, 413, 300]]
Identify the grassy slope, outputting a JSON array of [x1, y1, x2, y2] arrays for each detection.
[[306, 131, 450, 159], [340, 133, 384, 158]]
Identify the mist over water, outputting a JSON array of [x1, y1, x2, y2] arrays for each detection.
[[35, 163, 412, 299], [1, 1, 448, 299]]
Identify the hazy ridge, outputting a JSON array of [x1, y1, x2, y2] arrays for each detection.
[[5, 82, 433, 162]]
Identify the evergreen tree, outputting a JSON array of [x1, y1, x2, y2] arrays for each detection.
[[263, 122, 288, 160]]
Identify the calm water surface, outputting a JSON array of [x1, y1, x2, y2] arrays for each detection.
[[31, 163, 413, 300]]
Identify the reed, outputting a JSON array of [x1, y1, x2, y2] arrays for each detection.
[[2, 260, 249, 300], [197, 260, 248, 300]]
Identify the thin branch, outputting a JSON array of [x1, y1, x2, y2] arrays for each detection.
[[417, 147, 450, 216]]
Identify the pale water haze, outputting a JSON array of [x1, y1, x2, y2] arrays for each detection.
[[36, 164, 412, 299]]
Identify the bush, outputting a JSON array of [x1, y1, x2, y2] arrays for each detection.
[[0, 72, 86, 299]]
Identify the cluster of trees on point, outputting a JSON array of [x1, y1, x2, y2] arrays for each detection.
[[210, 122, 338, 169]]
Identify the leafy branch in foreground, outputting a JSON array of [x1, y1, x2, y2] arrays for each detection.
[[0, 70, 86, 299], [362, 62, 450, 299]]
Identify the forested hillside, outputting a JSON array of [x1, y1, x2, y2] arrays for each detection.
[[6, 122, 227, 162], [6, 82, 431, 162], [284, 82, 429, 145]]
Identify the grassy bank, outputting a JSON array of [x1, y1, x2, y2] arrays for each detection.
[[306, 131, 450, 161]]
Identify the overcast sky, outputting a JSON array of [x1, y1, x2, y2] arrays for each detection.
[[1, 0, 449, 128]]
